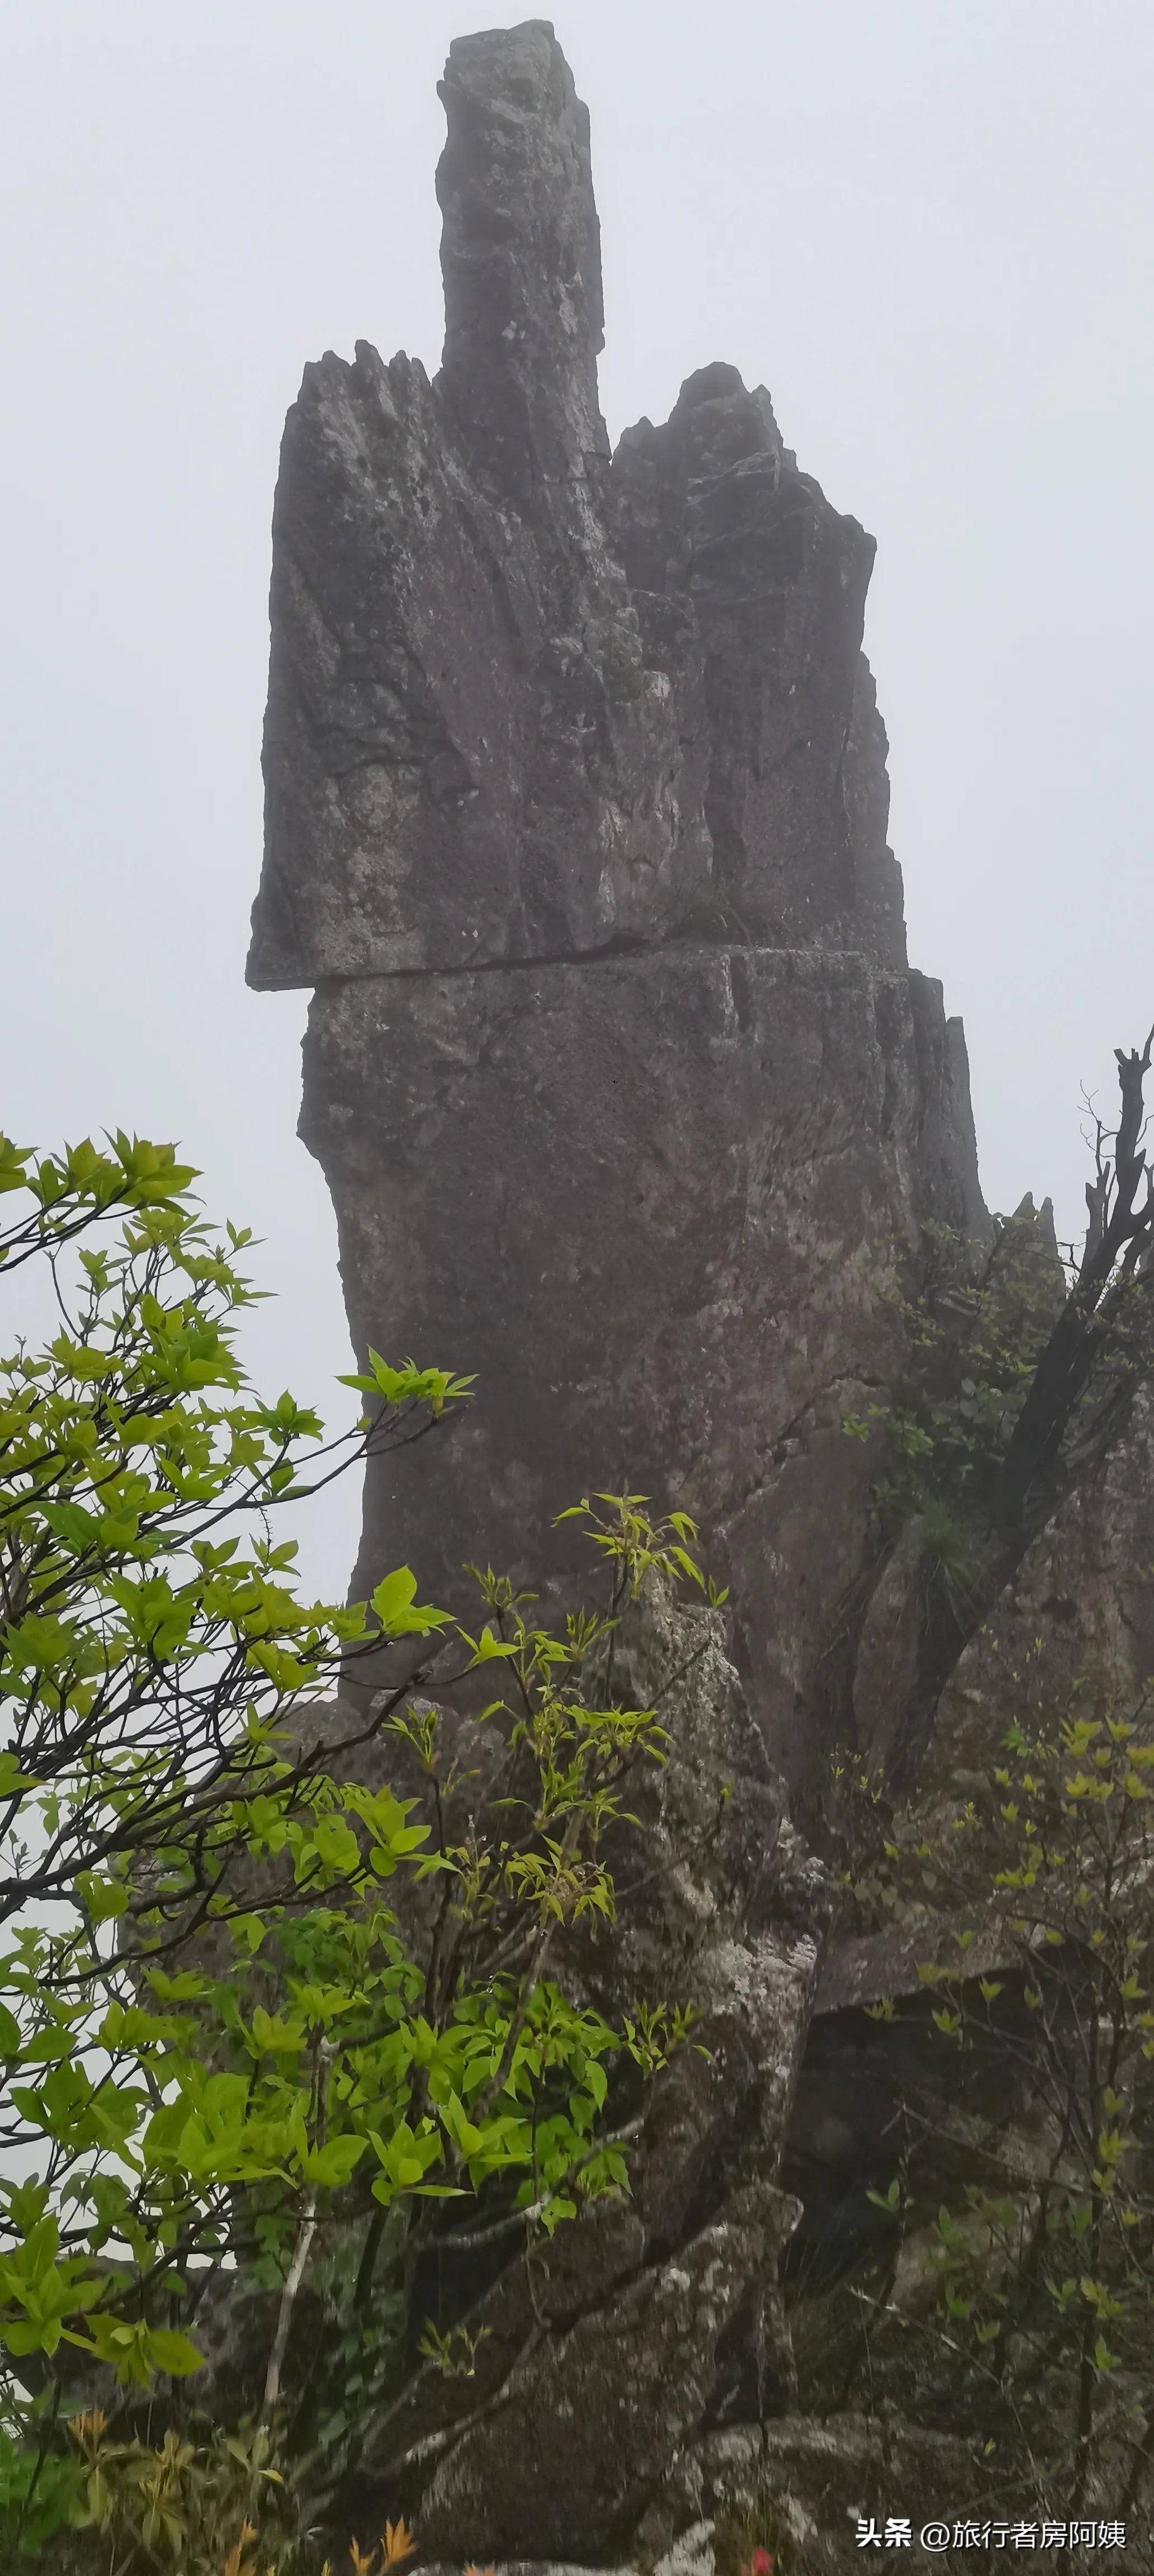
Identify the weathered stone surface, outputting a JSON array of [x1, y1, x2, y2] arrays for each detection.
[[248, 23, 917, 991], [241, 20, 1154, 2563], [331, 1582, 833, 2550], [238, 21, 1154, 2560], [250, 18, 991, 1820], [612, 373, 901, 963], [925, 1388, 1154, 1796], [303, 946, 981, 1792], [813, 1901, 1023, 2018], [579, 1578, 833, 2259], [700, 2416, 997, 2569], [249, 20, 715, 988], [417, 2187, 779, 2559], [250, 318, 717, 984], [436, 19, 607, 498]]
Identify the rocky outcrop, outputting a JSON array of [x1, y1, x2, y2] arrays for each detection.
[[250, 22, 708, 988], [249, 27, 910, 995], [248, 17, 986, 1803], [301, 945, 980, 1792], [326, 1578, 835, 2555], [244, 20, 1154, 2560], [925, 1388, 1154, 1795], [412, 2410, 1006, 2576]]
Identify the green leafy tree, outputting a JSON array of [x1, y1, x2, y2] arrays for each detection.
[[0, 1129, 703, 2555], [0, 1129, 465, 2383]]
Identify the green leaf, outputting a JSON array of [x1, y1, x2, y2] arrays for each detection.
[[144, 2326, 205, 2376], [302, 2135, 368, 2189], [866, 2177, 902, 2213], [370, 1564, 450, 1637]]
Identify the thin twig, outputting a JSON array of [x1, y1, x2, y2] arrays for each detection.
[[259, 2037, 335, 2427]]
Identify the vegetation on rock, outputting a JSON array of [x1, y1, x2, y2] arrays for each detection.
[[840, 1028, 1154, 1785], [821, 1679, 1154, 2523], [0, 1129, 704, 2565]]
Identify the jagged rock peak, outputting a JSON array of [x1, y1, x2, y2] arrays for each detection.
[[671, 358, 785, 450], [247, 21, 910, 993], [436, 20, 609, 494]]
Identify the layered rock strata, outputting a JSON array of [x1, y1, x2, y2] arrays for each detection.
[[248, 17, 985, 1797]]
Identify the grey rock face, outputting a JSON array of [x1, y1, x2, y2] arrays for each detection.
[[413, 2409, 997, 2575], [248, 21, 988, 1807], [304, 946, 981, 1788], [417, 2188, 781, 2560], [250, 18, 713, 989], [243, 22, 1154, 2560], [244, 26, 994, 2537], [344, 1579, 834, 2550], [925, 1389, 1154, 1794], [701, 2417, 996, 2570], [612, 372, 904, 963], [436, 20, 608, 498], [249, 23, 912, 994]]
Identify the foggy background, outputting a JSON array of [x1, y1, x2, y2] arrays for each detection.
[[3, 0, 1151, 1603]]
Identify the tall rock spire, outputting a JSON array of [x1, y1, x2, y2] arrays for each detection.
[[246, 18, 915, 997], [239, 35, 1154, 2555], [245, 22, 993, 2554], [248, 21, 986, 1777], [436, 20, 609, 493]]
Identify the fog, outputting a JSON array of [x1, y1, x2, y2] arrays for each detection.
[[3, 0, 1151, 1600]]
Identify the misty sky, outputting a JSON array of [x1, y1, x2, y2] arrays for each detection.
[[2, 1, 1151, 1603]]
